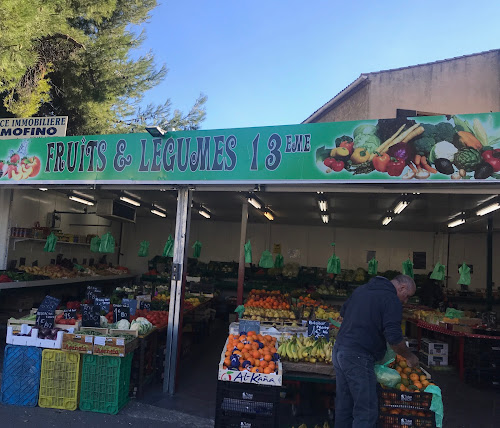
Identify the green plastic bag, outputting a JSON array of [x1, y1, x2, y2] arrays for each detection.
[[99, 232, 115, 253], [43, 232, 57, 253], [430, 262, 446, 281], [244, 240, 252, 263], [458, 262, 471, 285], [163, 235, 174, 257], [138, 241, 150, 257], [368, 257, 378, 276], [192, 240, 202, 258], [274, 253, 284, 268], [444, 308, 464, 319], [424, 384, 444, 428], [234, 305, 245, 317], [90, 236, 101, 253], [374, 365, 400, 388], [402, 258, 414, 278], [327, 254, 341, 274], [259, 250, 274, 268]]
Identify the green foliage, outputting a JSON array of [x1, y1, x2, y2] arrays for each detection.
[[0, 0, 206, 134]]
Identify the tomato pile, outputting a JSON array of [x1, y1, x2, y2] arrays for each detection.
[[55, 312, 82, 325], [134, 309, 169, 328]]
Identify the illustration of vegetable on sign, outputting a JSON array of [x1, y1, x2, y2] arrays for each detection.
[[315, 114, 500, 180]]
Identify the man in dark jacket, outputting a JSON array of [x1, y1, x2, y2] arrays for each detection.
[[332, 275, 419, 428]]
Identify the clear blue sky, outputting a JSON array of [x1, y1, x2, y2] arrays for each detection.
[[135, 0, 500, 130]]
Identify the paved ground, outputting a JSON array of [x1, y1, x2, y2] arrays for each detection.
[[1, 319, 499, 427]]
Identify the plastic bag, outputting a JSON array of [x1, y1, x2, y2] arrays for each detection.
[[274, 253, 284, 268], [402, 258, 414, 278], [368, 257, 378, 276], [43, 232, 57, 253], [192, 240, 202, 258], [163, 235, 174, 257], [374, 365, 401, 388], [99, 232, 115, 253], [327, 254, 341, 274], [424, 384, 444, 428], [234, 305, 245, 317], [458, 262, 471, 285], [90, 236, 101, 253], [138, 241, 150, 257], [430, 262, 446, 281], [259, 250, 274, 268], [376, 344, 396, 366], [444, 308, 464, 319], [244, 240, 252, 263]]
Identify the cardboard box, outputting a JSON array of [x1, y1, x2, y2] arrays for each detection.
[[6, 325, 64, 349], [93, 336, 137, 357], [421, 338, 448, 355], [453, 325, 474, 334], [419, 351, 448, 367], [62, 333, 94, 354], [217, 339, 283, 386]]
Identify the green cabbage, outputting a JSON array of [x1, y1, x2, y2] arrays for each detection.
[[354, 133, 381, 154], [115, 319, 130, 330], [353, 124, 377, 139]]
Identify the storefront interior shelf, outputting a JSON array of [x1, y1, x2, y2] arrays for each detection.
[[10, 237, 91, 250], [0, 273, 137, 290]]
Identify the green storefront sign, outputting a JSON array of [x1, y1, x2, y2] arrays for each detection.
[[1, 112, 500, 184]]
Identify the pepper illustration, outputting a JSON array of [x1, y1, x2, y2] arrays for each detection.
[[387, 157, 406, 176], [481, 149, 500, 172], [372, 152, 390, 172], [351, 148, 370, 165]]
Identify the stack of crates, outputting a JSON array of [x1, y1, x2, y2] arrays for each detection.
[[79, 353, 133, 414], [38, 349, 81, 410], [1, 345, 42, 407], [214, 381, 280, 428], [378, 389, 436, 428], [464, 337, 500, 389]]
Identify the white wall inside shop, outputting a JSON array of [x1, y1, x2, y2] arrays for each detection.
[[7, 189, 119, 267]]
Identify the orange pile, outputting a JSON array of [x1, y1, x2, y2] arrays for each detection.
[[297, 295, 328, 309], [244, 290, 291, 310], [391, 355, 435, 392], [222, 331, 279, 374]]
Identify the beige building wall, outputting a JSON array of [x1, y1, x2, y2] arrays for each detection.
[[314, 83, 370, 123]]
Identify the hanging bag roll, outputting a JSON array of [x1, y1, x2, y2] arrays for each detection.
[[192, 240, 202, 258], [138, 241, 150, 257], [43, 232, 57, 253], [259, 250, 274, 268], [163, 235, 174, 257], [402, 258, 414, 278], [99, 232, 115, 253]]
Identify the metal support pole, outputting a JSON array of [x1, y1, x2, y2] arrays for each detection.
[[486, 217, 493, 311], [237, 201, 248, 306], [163, 187, 192, 395], [0, 189, 13, 270]]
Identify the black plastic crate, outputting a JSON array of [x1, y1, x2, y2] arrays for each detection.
[[465, 367, 500, 389], [378, 409, 436, 428], [378, 389, 432, 410], [216, 380, 281, 404], [215, 412, 278, 428]]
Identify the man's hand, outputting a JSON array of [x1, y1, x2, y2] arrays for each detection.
[[406, 353, 419, 368]]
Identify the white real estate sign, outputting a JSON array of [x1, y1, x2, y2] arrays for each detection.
[[0, 116, 68, 140]]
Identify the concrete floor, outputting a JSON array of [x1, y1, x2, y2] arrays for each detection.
[[1, 319, 499, 427]]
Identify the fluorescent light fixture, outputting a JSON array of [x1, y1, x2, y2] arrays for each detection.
[[382, 216, 392, 226], [263, 210, 274, 221], [476, 203, 500, 216], [69, 195, 94, 206], [248, 197, 261, 209], [145, 126, 166, 137], [39, 188, 48, 191], [199, 209, 211, 219], [318, 199, 328, 212], [151, 209, 167, 217], [448, 218, 465, 228], [393, 201, 409, 215], [120, 196, 141, 207], [321, 214, 329, 224]]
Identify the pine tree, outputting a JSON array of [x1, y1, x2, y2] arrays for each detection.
[[0, 0, 206, 135]]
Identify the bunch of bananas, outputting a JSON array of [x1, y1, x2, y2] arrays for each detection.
[[278, 335, 334, 364]]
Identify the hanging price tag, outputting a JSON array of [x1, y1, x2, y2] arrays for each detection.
[[63, 309, 77, 320], [113, 305, 130, 323], [82, 304, 100, 327], [307, 320, 330, 338]]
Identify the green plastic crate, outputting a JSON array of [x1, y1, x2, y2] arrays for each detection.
[[79, 353, 132, 414]]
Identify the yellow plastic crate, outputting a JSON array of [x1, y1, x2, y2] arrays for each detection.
[[39, 349, 81, 411]]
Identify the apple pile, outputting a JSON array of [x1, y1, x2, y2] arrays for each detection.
[[0, 153, 41, 180]]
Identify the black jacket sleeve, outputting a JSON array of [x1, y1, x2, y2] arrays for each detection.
[[382, 296, 403, 345]]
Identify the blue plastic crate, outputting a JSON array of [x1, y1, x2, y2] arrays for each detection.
[[1, 345, 42, 407]]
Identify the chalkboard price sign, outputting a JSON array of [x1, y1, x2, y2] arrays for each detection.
[[239, 319, 260, 334], [85, 286, 102, 303], [36, 311, 55, 329], [63, 309, 77, 320], [82, 304, 101, 327], [139, 301, 151, 311], [94, 297, 110, 313], [113, 305, 130, 323], [39, 295, 60, 312], [122, 298, 137, 316], [307, 320, 330, 338]]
